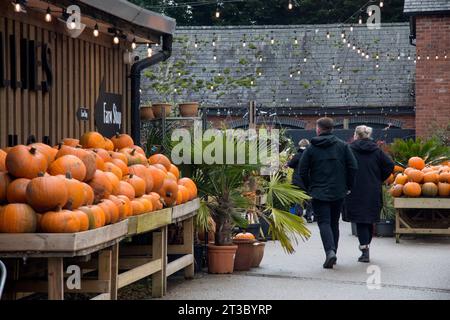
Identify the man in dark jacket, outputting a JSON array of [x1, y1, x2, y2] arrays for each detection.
[[299, 117, 358, 269], [288, 139, 314, 222]]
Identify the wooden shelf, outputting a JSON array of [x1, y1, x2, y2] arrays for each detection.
[[126, 208, 172, 236], [394, 198, 450, 209], [171, 198, 200, 223]]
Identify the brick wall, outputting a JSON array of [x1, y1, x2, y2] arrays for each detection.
[[415, 15, 450, 137]]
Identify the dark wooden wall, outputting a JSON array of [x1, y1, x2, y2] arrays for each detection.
[[0, 2, 132, 148]]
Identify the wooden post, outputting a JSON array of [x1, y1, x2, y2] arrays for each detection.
[[98, 249, 112, 299], [110, 244, 119, 300], [152, 229, 164, 298], [47, 257, 64, 300], [162, 226, 168, 295], [183, 217, 195, 280]]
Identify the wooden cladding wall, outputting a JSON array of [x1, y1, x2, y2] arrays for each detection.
[[0, 6, 131, 148]]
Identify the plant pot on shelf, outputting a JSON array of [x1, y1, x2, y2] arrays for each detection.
[[375, 219, 395, 237], [207, 243, 238, 274], [140, 106, 155, 120], [251, 242, 265, 268], [152, 103, 172, 118], [233, 238, 257, 271], [178, 102, 199, 117]]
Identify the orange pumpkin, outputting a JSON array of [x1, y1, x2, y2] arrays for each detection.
[[128, 165, 154, 194], [393, 165, 404, 173], [109, 152, 128, 165], [176, 189, 183, 205], [408, 157, 425, 170], [104, 171, 120, 195], [124, 174, 146, 197], [109, 195, 129, 221], [178, 184, 190, 204], [148, 154, 171, 171], [423, 172, 439, 184], [137, 197, 153, 213], [438, 182, 450, 197], [0, 149, 7, 172], [78, 206, 105, 229], [81, 182, 95, 206], [394, 173, 408, 185], [131, 199, 145, 216], [6, 178, 30, 203], [104, 162, 123, 180], [26, 175, 68, 212], [169, 164, 180, 180], [103, 138, 114, 151], [80, 131, 106, 149], [133, 145, 146, 156], [421, 182, 438, 197], [111, 133, 134, 151], [158, 178, 178, 207], [389, 184, 403, 197], [0, 204, 37, 233], [29, 143, 57, 165], [63, 173, 85, 210], [143, 193, 162, 211], [92, 148, 112, 163], [0, 172, 12, 204], [111, 159, 129, 176], [88, 170, 113, 204], [6, 145, 48, 179], [90, 151, 106, 171], [117, 181, 136, 200], [40, 208, 81, 233], [98, 199, 119, 224], [404, 167, 415, 177], [120, 148, 147, 166], [403, 182, 422, 197], [152, 163, 168, 173], [117, 195, 133, 218], [62, 138, 80, 147], [406, 169, 424, 184], [178, 177, 198, 200], [439, 172, 450, 183], [48, 155, 87, 181], [234, 232, 255, 240], [148, 166, 165, 192], [56, 145, 97, 182], [73, 210, 89, 232]]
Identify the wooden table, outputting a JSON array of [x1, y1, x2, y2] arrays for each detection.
[[0, 220, 128, 300], [394, 198, 450, 243]]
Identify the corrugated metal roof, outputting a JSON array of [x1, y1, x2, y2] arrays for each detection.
[[404, 0, 450, 14]]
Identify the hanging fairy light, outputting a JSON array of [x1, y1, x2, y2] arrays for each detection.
[[212, 34, 216, 47], [303, 57, 307, 62], [332, 63, 336, 69], [359, 16, 363, 24], [13, 1, 24, 13], [445, 52, 448, 59], [342, 38, 347, 44], [194, 37, 198, 48], [288, 0, 293, 10], [131, 38, 137, 50], [259, 56, 263, 62], [113, 34, 120, 45], [147, 46, 153, 57], [45, 7, 52, 22], [270, 37, 275, 45], [366, 54, 369, 59], [368, 10, 373, 17], [350, 26, 354, 32], [398, 52, 401, 60], [352, 45, 356, 50], [435, 55, 439, 60], [326, 31, 330, 39], [339, 78, 343, 84], [347, 42, 351, 48], [380, 1, 384, 8], [93, 24, 99, 37], [294, 37, 298, 45], [357, 48, 361, 54], [215, 7, 220, 18], [376, 63, 379, 68], [242, 35, 246, 47], [289, 73, 293, 78], [341, 31, 345, 38], [213, 54, 217, 61]]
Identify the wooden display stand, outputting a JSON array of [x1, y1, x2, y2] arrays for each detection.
[[394, 198, 450, 243], [0, 220, 128, 300]]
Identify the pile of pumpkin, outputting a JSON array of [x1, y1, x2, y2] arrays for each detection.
[[0, 132, 197, 234], [387, 157, 450, 198]]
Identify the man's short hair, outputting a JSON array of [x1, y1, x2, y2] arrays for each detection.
[[316, 117, 334, 132]]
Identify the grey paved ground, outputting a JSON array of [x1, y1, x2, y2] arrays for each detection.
[[162, 222, 450, 300]]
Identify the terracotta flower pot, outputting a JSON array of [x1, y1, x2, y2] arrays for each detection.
[[233, 238, 257, 271], [179, 102, 199, 117], [251, 242, 265, 268], [152, 103, 172, 118], [140, 106, 155, 120], [207, 243, 238, 274]]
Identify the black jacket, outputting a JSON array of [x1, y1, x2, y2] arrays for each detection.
[[298, 133, 358, 202], [287, 148, 305, 188], [344, 139, 395, 224]]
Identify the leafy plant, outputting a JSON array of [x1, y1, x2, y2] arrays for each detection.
[[380, 186, 395, 220], [389, 137, 450, 167]]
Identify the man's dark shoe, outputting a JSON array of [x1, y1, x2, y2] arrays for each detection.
[[358, 245, 370, 263], [323, 250, 337, 269]]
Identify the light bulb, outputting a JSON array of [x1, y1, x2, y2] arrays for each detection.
[[131, 38, 137, 50], [435, 55, 439, 60], [359, 16, 363, 24], [347, 43, 351, 48], [213, 55, 217, 60], [270, 37, 274, 44], [353, 45, 356, 50], [242, 41, 246, 47], [350, 26, 354, 32], [418, 55, 421, 60], [427, 56, 430, 60], [215, 9, 220, 18], [93, 24, 99, 37], [408, 55, 411, 60], [113, 36, 119, 45], [147, 47, 153, 57], [289, 73, 293, 78], [258, 72, 262, 76], [259, 57, 263, 62], [70, 21, 77, 30], [212, 40, 216, 47], [294, 38, 298, 45], [14, 2, 21, 12], [368, 10, 372, 17], [332, 64, 335, 69], [376, 64, 379, 68], [366, 54, 369, 59], [380, 1, 384, 8], [326, 32, 330, 39], [341, 31, 345, 38], [288, 0, 293, 10], [194, 41, 198, 48], [303, 58, 307, 62], [297, 70, 301, 74], [357, 48, 361, 54], [45, 7, 52, 22], [339, 78, 343, 83], [398, 54, 401, 60], [376, 54, 379, 60], [342, 38, 347, 43]]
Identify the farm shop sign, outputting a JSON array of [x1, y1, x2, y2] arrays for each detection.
[[0, 33, 53, 92], [94, 80, 123, 137]]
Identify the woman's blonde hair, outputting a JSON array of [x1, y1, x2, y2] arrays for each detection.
[[298, 139, 310, 148], [354, 125, 373, 140]]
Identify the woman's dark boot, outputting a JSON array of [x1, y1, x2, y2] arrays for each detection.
[[358, 245, 370, 263]]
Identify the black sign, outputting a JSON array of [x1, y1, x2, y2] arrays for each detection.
[[94, 80, 123, 138], [77, 107, 89, 121]]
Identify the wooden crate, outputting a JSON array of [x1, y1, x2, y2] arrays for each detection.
[[394, 198, 450, 209], [126, 209, 172, 236], [171, 198, 200, 223]]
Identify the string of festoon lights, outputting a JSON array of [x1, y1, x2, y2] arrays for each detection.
[[11, 0, 157, 55]]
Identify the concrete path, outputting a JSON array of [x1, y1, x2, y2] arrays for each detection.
[[162, 222, 450, 300]]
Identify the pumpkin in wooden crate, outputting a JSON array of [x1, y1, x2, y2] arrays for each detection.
[[88, 170, 113, 204], [111, 133, 134, 151], [78, 205, 106, 229], [129, 165, 154, 193], [117, 195, 133, 217], [169, 164, 180, 180], [423, 172, 439, 184], [0, 203, 37, 233], [109, 151, 128, 165], [158, 178, 178, 207], [439, 171, 450, 183], [148, 154, 172, 171], [26, 174, 69, 212], [117, 181, 136, 200], [103, 138, 114, 151], [438, 182, 450, 197], [48, 155, 87, 181], [104, 171, 120, 195], [120, 148, 147, 166], [148, 166, 165, 192], [166, 172, 177, 181], [6, 178, 30, 203], [143, 193, 162, 211], [62, 138, 80, 147], [73, 210, 89, 232], [91, 148, 112, 163], [0, 149, 7, 171], [109, 195, 130, 221], [29, 143, 58, 165], [178, 177, 198, 200], [131, 199, 145, 215], [40, 208, 81, 233], [406, 169, 424, 184], [124, 174, 146, 198], [0, 172, 12, 204], [80, 131, 106, 149], [81, 182, 95, 206], [111, 159, 129, 177], [394, 173, 408, 185], [56, 145, 97, 182], [63, 173, 85, 210], [178, 184, 190, 204], [104, 162, 123, 180], [403, 182, 422, 198], [6, 145, 48, 179], [98, 199, 115, 225], [137, 197, 153, 213], [421, 182, 438, 197], [389, 184, 403, 197]]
